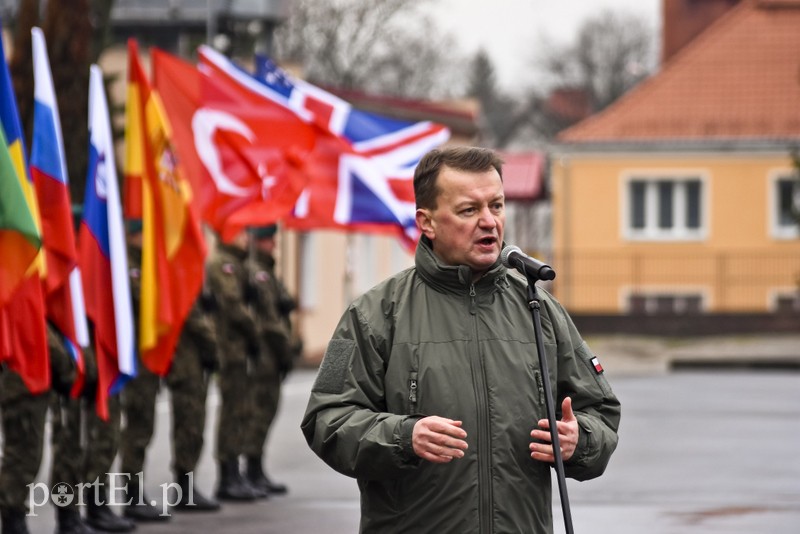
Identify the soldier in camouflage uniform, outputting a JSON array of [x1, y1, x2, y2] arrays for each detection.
[[82, 341, 134, 533], [0, 356, 49, 534], [47, 322, 95, 534], [165, 292, 221, 511], [243, 225, 296, 495], [118, 219, 168, 522], [206, 229, 263, 501]]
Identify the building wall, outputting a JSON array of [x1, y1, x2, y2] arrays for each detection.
[[552, 150, 800, 313]]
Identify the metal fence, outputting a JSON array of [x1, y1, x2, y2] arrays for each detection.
[[552, 248, 800, 313]]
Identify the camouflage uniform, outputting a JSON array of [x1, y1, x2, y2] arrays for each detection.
[[0, 365, 48, 524], [47, 324, 81, 506], [118, 243, 166, 522], [242, 248, 293, 494], [164, 294, 221, 510], [206, 242, 262, 500], [166, 298, 217, 477]]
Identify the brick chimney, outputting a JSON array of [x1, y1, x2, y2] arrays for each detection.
[[661, 0, 740, 64]]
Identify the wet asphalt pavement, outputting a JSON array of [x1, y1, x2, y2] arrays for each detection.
[[24, 364, 800, 533]]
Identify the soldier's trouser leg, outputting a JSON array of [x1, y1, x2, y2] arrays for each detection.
[[243, 355, 281, 457], [49, 393, 84, 509], [0, 391, 48, 514], [84, 395, 121, 497], [120, 365, 160, 477], [166, 350, 208, 475], [215, 361, 248, 463], [215, 360, 260, 500]]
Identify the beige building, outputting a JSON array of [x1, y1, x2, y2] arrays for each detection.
[[553, 0, 800, 315]]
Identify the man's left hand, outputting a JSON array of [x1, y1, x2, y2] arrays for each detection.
[[529, 396, 579, 463]]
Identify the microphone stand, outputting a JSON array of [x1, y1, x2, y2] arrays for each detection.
[[519, 259, 574, 534]]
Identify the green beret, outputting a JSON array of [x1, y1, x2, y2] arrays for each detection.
[[248, 224, 278, 239], [126, 219, 143, 234]]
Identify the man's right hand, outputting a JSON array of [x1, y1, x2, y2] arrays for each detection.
[[412, 416, 468, 464]]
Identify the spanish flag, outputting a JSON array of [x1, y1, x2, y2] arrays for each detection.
[[125, 40, 206, 375]]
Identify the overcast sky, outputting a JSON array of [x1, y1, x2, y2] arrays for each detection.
[[426, 0, 661, 91]]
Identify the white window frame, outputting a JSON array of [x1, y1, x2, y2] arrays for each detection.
[[620, 285, 710, 314], [768, 169, 800, 240], [767, 287, 800, 312], [621, 171, 709, 242]]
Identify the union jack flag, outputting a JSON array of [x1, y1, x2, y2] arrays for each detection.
[[198, 47, 450, 246]]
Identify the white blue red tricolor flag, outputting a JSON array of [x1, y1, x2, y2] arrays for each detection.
[[79, 64, 136, 419], [30, 27, 89, 397], [198, 46, 450, 247]]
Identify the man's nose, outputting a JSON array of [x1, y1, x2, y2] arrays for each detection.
[[478, 207, 497, 228]]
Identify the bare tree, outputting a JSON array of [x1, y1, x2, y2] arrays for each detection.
[[9, 0, 115, 205], [273, 0, 465, 100], [467, 49, 534, 148], [540, 9, 655, 115], [514, 9, 656, 140]]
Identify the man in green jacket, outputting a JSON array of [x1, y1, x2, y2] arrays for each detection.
[[302, 146, 621, 533]]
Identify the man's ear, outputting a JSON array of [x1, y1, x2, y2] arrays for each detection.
[[416, 208, 435, 240]]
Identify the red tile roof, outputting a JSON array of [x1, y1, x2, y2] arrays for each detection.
[[559, 0, 800, 143], [498, 151, 545, 200]]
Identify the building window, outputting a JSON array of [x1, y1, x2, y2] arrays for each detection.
[[771, 290, 800, 313], [626, 178, 705, 240], [772, 175, 800, 239], [628, 293, 704, 315]]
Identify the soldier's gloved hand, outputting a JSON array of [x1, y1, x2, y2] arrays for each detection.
[[199, 290, 218, 313], [246, 339, 261, 361], [50, 370, 75, 397], [244, 283, 258, 306], [198, 349, 219, 372], [81, 374, 98, 401], [278, 294, 297, 317]]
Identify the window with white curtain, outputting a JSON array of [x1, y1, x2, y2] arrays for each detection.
[[625, 177, 705, 240]]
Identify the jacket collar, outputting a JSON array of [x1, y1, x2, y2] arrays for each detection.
[[415, 235, 507, 294], [218, 243, 248, 261]]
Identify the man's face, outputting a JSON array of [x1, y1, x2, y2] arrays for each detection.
[[254, 236, 276, 255], [416, 165, 505, 278]]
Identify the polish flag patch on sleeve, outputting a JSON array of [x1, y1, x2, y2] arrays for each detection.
[[591, 356, 604, 374]]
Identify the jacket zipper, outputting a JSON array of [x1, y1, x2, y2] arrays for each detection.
[[468, 283, 492, 532]]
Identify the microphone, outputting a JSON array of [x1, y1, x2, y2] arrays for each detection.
[[500, 245, 556, 281]]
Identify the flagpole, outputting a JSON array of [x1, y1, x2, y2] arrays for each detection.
[[343, 233, 355, 307], [206, 0, 216, 46]]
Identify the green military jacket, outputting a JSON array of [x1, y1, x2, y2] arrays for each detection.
[[206, 243, 258, 365], [302, 237, 621, 534], [245, 250, 291, 369]]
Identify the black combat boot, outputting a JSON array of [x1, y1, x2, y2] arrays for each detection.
[[55, 506, 96, 534], [246, 456, 288, 495], [215, 459, 260, 501], [0, 508, 29, 534], [123, 481, 170, 522], [85, 486, 136, 533], [173, 472, 220, 512]]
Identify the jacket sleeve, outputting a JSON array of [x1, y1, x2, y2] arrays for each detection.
[[544, 293, 622, 482], [301, 300, 422, 480]]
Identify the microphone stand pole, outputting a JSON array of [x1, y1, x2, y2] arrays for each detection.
[[522, 262, 574, 534]]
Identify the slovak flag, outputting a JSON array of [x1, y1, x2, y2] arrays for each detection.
[[30, 27, 88, 397], [79, 64, 136, 419], [199, 47, 450, 247]]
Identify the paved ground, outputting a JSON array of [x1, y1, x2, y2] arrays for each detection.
[[22, 334, 800, 533]]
